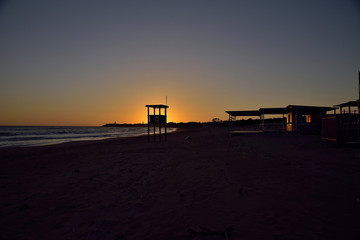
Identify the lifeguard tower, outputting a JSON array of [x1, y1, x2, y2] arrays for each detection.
[[146, 104, 169, 142]]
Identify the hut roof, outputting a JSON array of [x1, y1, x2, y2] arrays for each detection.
[[334, 100, 358, 108], [226, 105, 335, 116], [286, 105, 335, 111], [259, 108, 288, 114], [225, 110, 260, 117]]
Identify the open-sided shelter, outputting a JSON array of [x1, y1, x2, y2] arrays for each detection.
[[322, 100, 360, 144], [226, 105, 334, 133]]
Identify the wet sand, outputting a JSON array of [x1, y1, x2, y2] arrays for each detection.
[[0, 127, 360, 240]]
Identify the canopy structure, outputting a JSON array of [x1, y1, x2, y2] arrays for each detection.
[[226, 110, 261, 130], [259, 108, 288, 131], [226, 105, 336, 133], [260, 108, 288, 114], [286, 105, 335, 112], [225, 110, 260, 117], [334, 100, 359, 114], [226, 108, 288, 131], [146, 104, 169, 142]]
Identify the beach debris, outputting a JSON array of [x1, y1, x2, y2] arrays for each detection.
[[187, 226, 233, 239], [185, 136, 192, 141]]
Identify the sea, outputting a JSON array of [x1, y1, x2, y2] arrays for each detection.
[[0, 126, 176, 148]]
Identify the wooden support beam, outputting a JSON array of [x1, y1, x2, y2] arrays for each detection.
[[159, 107, 161, 142], [165, 107, 167, 142], [153, 108, 156, 142], [147, 107, 150, 142]]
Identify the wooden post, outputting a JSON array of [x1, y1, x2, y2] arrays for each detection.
[[165, 106, 167, 142], [358, 71, 360, 115], [159, 107, 161, 142], [147, 106, 150, 142], [228, 114, 231, 130], [153, 108, 156, 142], [261, 109, 265, 131], [295, 109, 298, 132]]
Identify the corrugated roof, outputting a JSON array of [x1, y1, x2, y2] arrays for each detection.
[[286, 105, 335, 111], [226, 105, 336, 116], [334, 100, 358, 108], [225, 110, 260, 116], [259, 108, 288, 114]]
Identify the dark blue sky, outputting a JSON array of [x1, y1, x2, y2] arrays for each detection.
[[1, 0, 360, 125]]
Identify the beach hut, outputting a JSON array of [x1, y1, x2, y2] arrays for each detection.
[[226, 105, 334, 134], [285, 105, 334, 133]]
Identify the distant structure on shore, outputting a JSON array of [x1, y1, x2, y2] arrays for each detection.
[[102, 122, 145, 127], [226, 105, 334, 134], [226, 71, 360, 145], [102, 121, 204, 128]]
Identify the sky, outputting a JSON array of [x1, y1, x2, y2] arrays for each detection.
[[0, 0, 360, 126]]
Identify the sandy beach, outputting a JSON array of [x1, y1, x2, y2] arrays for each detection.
[[0, 127, 360, 240]]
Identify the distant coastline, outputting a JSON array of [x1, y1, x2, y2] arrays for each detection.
[[102, 123, 147, 127], [102, 122, 204, 128], [102, 118, 285, 128]]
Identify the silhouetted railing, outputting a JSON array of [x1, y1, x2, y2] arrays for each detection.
[[339, 113, 360, 142], [322, 114, 360, 144]]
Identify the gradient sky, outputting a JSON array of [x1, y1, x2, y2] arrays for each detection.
[[1, 0, 360, 126]]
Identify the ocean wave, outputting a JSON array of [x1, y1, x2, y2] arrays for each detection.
[[0, 126, 176, 148]]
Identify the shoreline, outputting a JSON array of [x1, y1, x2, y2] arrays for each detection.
[[1, 127, 360, 239], [0, 126, 182, 150]]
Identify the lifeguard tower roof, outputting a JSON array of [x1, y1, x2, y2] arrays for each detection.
[[145, 104, 169, 108]]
